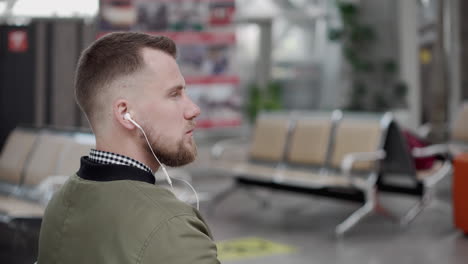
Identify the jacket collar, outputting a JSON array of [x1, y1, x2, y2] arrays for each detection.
[[77, 157, 155, 185]]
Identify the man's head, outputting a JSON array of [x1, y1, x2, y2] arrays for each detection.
[[75, 32, 200, 168]]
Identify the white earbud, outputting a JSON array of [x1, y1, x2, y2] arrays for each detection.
[[123, 112, 132, 121], [124, 113, 142, 129], [123, 112, 199, 210]]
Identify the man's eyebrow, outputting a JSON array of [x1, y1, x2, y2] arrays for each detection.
[[167, 85, 185, 94]]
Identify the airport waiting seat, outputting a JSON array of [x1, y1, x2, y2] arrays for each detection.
[[23, 131, 94, 203], [229, 113, 294, 180], [0, 127, 42, 222], [261, 112, 337, 185], [209, 113, 294, 208], [33, 134, 94, 203], [22, 132, 72, 187], [0, 127, 45, 223], [55, 138, 94, 176], [268, 113, 390, 235], [211, 111, 393, 235], [0, 127, 95, 224], [0, 127, 38, 188]]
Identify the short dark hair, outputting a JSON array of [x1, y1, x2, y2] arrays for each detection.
[[75, 32, 177, 122]]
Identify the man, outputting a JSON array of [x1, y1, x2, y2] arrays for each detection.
[[37, 32, 220, 264]]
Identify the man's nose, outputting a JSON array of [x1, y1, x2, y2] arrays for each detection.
[[185, 98, 201, 120]]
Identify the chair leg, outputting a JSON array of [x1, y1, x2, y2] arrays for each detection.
[[335, 185, 380, 236], [207, 183, 240, 216], [375, 200, 399, 223], [335, 201, 373, 236], [401, 161, 452, 226], [400, 190, 432, 226], [244, 186, 273, 209]]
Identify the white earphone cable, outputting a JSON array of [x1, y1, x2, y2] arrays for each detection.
[[129, 118, 173, 188], [126, 114, 199, 210], [171, 176, 199, 210]]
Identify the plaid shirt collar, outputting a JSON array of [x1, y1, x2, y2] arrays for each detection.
[[88, 149, 152, 174]]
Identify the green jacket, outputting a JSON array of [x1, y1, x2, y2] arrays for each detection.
[[38, 157, 220, 264]]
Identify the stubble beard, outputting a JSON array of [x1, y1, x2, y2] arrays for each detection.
[[154, 138, 197, 167], [142, 131, 197, 167]]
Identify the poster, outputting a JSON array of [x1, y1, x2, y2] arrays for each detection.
[[99, 0, 240, 129]]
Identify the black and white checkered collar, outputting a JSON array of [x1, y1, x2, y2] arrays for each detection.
[[88, 149, 152, 174]]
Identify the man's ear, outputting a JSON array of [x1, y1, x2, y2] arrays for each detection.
[[114, 99, 135, 130]]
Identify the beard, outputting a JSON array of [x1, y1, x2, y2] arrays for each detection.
[[140, 126, 197, 167], [152, 137, 197, 167]]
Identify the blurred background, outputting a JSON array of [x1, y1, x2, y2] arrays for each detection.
[[1, 0, 468, 263]]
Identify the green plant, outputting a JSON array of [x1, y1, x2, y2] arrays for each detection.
[[246, 81, 283, 122], [329, 1, 407, 111]]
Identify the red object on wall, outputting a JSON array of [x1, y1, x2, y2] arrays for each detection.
[[209, 2, 235, 26], [8, 30, 28, 53], [453, 153, 468, 234]]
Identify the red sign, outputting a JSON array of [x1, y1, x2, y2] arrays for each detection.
[[209, 2, 235, 26], [8, 30, 28, 53]]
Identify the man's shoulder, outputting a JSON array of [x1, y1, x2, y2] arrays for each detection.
[[126, 180, 198, 219], [53, 175, 197, 224]]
